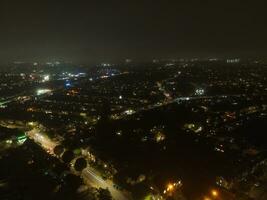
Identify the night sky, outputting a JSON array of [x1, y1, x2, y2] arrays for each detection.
[[0, 1, 266, 62]]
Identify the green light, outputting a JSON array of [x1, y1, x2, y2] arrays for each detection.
[[17, 138, 27, 144], [17, 135, 27, 140], [17, 134, 27, 144]]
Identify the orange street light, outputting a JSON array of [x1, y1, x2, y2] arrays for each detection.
[[211, 189, 218, 197], [167, 184, 174, 191]]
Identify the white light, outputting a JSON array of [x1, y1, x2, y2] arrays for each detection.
[[42, 75, 50, 82], [125, 109, 135, 115], [116, 131, 122, 136], [36, 89, 51, 96], [6, 140, 13, 144], [195, 88, 205, 96]]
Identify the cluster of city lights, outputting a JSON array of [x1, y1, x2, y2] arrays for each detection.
[[163, 180, 182, 194], [42, 75, 50, 82], [195, 88, 205, 96]]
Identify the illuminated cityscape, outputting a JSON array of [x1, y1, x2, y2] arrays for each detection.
[[0, 59, 267, 200], [0, 1, 267, 200]]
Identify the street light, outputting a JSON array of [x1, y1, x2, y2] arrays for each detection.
[[211, 189, 218, 198], [167, 183, 174, 191]]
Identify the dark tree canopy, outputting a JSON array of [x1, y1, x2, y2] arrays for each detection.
[[74, 157, 87, 171], [62, 150, 75, 164], [97, 188, 112, 200]]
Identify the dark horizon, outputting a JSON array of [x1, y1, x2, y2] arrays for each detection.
[[0, 1, 267, 63]]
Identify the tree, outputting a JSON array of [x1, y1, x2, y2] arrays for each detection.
[[55, 174, 92, 200], [97, 188, 113, 200], [54, 145, 64, 156], [74, 157, 87, 171], [62, 150, 74, 164]]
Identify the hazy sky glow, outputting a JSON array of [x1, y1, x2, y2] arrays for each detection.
[[0, 0, 266, 62]]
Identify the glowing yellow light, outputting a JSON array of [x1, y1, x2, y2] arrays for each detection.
[[167, 184, 174, 191], [204, 197, 211, 200], [28, 122, 34, 126], [211, 189, 218, 197]]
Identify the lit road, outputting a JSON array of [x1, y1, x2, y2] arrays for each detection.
[[82, 168, 129, 200], [26, 128, 130, 200], [27, 128, 58, 152], [0, 95, 20, 106], [117, 94, 244, 120]]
